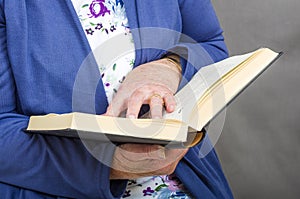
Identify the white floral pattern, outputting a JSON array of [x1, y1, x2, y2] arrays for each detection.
[[72, 0, 135, 102], [122, 175, 193, 199]]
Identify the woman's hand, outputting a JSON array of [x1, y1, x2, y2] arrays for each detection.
[[104, 57, 188, 179], [105, 57, 182, 119], [110, 144, 188, 179]]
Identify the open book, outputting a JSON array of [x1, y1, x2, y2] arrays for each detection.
[[26, 48, 281, 147]]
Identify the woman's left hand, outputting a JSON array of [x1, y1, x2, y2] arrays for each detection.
[[105, 57, 182, 119]]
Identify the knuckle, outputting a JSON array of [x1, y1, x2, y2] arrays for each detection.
[[128, 92, 144, 105], [128, 96, 139, 104], [131, 89, 144, 98]]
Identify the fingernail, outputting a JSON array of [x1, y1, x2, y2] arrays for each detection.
[[152, 116, 162, 119], [168, 105, 175, 111], [127, 115, 136, 119]]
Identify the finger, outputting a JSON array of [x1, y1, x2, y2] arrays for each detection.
[[105, 96, 127, 117], [149, 94, 164, 119], [163, 93, 177, 113], [126, 90, 145, 119]]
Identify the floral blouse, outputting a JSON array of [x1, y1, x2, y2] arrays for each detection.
[[71, 0, 193, 198], [72, 0, 135, 102]]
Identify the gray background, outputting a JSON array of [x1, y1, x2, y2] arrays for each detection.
[[211, 0, 300, 198]]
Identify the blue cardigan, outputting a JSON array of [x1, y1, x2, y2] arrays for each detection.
[[0, 0, 233, 198]]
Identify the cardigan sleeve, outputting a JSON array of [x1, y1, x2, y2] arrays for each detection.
[[179, 0, 228, 61], [0, 5, 126, 198], [176, 0, 229, 89], [175, 137, 234, 199]]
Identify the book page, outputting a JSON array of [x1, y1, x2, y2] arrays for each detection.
[[164, 52, 255, 123]]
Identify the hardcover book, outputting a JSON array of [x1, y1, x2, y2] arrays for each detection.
[[26, 48, 281, 147]]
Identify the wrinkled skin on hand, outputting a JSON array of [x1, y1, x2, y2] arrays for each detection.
[[105, 58, 181, 119], [104, 58, 189, 179], [110, 144, 188, 179]]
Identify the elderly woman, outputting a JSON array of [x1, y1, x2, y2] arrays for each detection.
[[0, 0, 233, 198]]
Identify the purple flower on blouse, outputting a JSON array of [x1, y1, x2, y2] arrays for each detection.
[[85, 28, 94, 35], [143, 187, 155, 196], [89, 0, 110, 18], [122, 190, 131, 198], [95, 23, 103, 30], [110, 25, 116, 32]]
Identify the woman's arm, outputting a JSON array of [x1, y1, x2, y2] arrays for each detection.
[[0, 5, 126, 198], [179, 0, 228, 61], [176, 0, 229, 88]]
